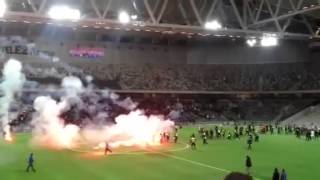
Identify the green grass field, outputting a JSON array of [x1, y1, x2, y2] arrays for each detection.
[[0, 126, 319, 180]]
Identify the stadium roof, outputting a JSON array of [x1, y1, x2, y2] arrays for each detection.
[[2, 0, 320, 40]]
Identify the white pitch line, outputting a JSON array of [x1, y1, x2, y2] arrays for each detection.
[[149, 150, 262, 180]]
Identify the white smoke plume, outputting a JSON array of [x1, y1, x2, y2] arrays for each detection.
[[31, 76, 174, 149], [83, 110, 174, 148], [113, 97, 138, 111], [31, 76, 84, 148], [0, 59, 25, 141], [31, 96, 80, 148]]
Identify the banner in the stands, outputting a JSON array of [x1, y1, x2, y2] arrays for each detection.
[[69, 47, 105, 58]]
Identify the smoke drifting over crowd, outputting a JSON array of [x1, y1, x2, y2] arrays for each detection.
[[0, 59, 25, 141], [30, 75, 174, 149]]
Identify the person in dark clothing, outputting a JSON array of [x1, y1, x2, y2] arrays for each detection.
[[26, 153, 35, 172], [104, 142, 112, 155], [280, 169, 287, 180], [209, 129, 214, 139], [203, 134, 208, 144], [174, 132, 178, 143], [247, 135, 253, 150], [190, 137, 196, 150], [245, 155, 252, 175], [272, 168, 280, 180], [254, 133, 259, 142]]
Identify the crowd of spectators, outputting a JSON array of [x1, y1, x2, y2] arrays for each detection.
[[10, 90, 312, 127], [2, 60, 320, 92], [70, 62, 320, 91]]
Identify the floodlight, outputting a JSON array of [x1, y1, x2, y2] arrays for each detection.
[[246, 39, 257, 47], [204, 20, 222, 30], [261, 35, 278, 47], [131, 14, 138, 20], [0, 0, 7, 18], [48, 6, 81, 20], [119, 11, 130, 24]]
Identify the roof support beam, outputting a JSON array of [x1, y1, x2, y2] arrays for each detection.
[[264, 0, 282, 31], [255, 0, 264, 22], [301, 15, 314, 35], [281, 0, 305, 33], [178, 0, 191, 25], [199, 0, 207, 15], [102, 0, 113, 18], [4, 11, 312, 38], [144, 0, 157, 24], [247, 2, 256, 23], [156, 0, 168, 23], [230, 0, 247, 30], [205, 0, 219, 21], [28, 0, 38, 13], [243, 0, 248, 26], [249, 5, 320, 27], [274, 0, 283, 17], [38, 0, 47, 14], [152, 0, 161, 13], [90, 0, 102, 18], [189, 0, 203, 26]]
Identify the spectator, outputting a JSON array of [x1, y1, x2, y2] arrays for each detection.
[[272, 168, 280, 180]]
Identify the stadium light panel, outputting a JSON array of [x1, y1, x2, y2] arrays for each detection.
[[0, 0, 7, 18], [246, 39, 257, 47], [119, 11, 130, 24], [204, 20, 222, 30], [48, 6, 81, 20], [131, 14, 138, 20], [260, 35, 278, 47]]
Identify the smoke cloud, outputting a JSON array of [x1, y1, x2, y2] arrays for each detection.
[[0, 59, 25, 141], [31, 76, 174, 150]]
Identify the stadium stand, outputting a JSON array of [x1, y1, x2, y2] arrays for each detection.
[[5, 61, 320, 91], [281, 105, 320, 128]]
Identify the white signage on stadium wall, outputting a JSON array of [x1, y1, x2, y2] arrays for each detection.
[[1, 45, 28, 55], [0, 45, 55, 58], [69, 47, 105, 58]]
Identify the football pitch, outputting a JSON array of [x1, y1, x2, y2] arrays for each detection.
[[0, 126, 319, 180]]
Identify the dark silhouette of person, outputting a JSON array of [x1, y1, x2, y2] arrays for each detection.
[[280, 169, 287, 180], [26, 153, 35, 172], [245, 156, 252, 175], [272, 168, 280, 180]]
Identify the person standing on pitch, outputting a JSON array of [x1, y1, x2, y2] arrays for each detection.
[[247, 135, 253, 150], [245, 155, 252, 175], [190, 136, 196, 150], [280, 169, 287, 180], [203, 133, 208, 144], [26, 153, 35, 172], [174, 132, 178, 143], [104, 142, 112, 155], [272, 168, 280, 180]]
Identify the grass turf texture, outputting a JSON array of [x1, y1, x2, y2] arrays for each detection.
[[0, 126, 319, 180]]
